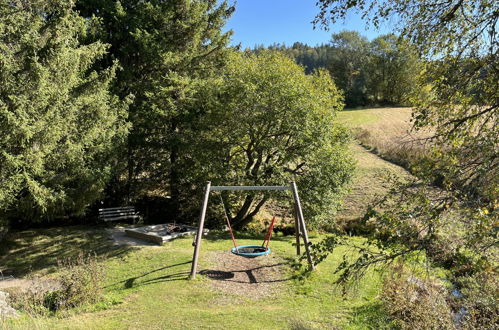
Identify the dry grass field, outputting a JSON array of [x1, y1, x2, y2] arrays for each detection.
[[334, 107, 428, 231], [338, 107, 432, 169]]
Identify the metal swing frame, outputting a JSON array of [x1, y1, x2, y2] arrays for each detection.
[[189, 181, 315, 279]]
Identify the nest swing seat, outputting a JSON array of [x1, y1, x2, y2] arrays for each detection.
[[219, 193, 277, 259], [231, 245, 271, 258]]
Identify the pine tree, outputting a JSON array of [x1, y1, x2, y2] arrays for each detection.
[[0, 0, 128, 225], [77, 0, 234, 218]]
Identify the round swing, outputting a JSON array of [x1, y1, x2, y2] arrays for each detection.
[[218, 193, 277, 258]]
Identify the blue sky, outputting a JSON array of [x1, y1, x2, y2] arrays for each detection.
[[224, 0, 393, 48]]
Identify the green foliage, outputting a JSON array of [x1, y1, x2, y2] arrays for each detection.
[[194, 51, 354, 228], [328, 31, 370, 107], [328, 31, 421, 107], [263, 42, 332, 74], [0, 0, 128, 224], [77, 0, 234, 215], [256, 32, 421, 108], [412, 59, 498, 202], [368, 34, 420, 105]]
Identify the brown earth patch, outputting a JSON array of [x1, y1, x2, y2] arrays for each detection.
[[199, 250, 290, 299]]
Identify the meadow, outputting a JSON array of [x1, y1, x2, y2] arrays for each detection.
[[338, 107, 431, 170], [1, 107, 492, 329], [1, 226, 393, 329]]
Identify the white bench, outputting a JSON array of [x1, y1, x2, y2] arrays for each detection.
[[98, 206, 140, 223]]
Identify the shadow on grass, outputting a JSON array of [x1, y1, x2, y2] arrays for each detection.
[[349, 301, 395, 329], [0, 225, 136, 277], [112, 259, 292, 289], [105, 261, 193, 289], [199, 262, 292, 284]]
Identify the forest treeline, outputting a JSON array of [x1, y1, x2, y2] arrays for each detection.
[[0, 0, 353, 230], [253, 31, 421, 107]]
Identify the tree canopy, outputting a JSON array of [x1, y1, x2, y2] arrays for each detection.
[[253, 32, 421, 108], [194, 51, 354, 228], [0, 0, 128, 224], [76, 0, 234, 217]]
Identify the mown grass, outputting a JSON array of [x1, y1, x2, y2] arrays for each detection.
[[333, 107, 429, 232], [334, 142, 411, 231], [0, 226, 134, 277], [1, 226, 393, 329], [0, 107, 430, 329]]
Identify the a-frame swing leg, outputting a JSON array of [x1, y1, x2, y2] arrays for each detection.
[[291, 181, 315, 270], [293, 204, 301, 255], [190, 181, 211, 279]]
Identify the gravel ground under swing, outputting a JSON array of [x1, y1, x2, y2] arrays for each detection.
[[200, 250, 290, 299]]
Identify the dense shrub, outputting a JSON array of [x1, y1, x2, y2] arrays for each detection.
[[381, 265, 454, 329], [8, 253, 105, 314]]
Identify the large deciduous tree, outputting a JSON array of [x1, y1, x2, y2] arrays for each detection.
[[329, 32, 420, 107], [328, 31, 370, 107], [0, 0, 128, 225], [76, 0, 234, 218], [367, 34, 420, 105], [193, 51, 354, 229]]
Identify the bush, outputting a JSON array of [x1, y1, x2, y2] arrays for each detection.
[[46, 253, 106, 311], [8, 253, 105, 314], [381, 265, 454, 329], [5, 280, 50, 316]]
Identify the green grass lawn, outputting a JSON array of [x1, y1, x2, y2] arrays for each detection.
[[1, 226, 393, 329], [337, 107, 412, 128], [337, 108, 381, 127]]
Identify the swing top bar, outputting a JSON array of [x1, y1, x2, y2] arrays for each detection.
[[210, 185, 291, 191]]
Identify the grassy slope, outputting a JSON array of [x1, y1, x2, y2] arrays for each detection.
[[338, 107, 430, 170], [337, 107, 413, 133], [2, 228, 390, 329], [335, 108, 413, 225], [1, 108, 415, 329]]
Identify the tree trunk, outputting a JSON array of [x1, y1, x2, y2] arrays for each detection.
[[232, 195, 269, 230]]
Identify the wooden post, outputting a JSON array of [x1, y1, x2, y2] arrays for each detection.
[[294, 204, 301, 255], [189, 181, 211, 279], [291, 181, 315, 270]]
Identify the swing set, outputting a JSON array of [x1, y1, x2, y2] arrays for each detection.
[[189, 181, 315, 278], [218, 192, 277, 258]]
